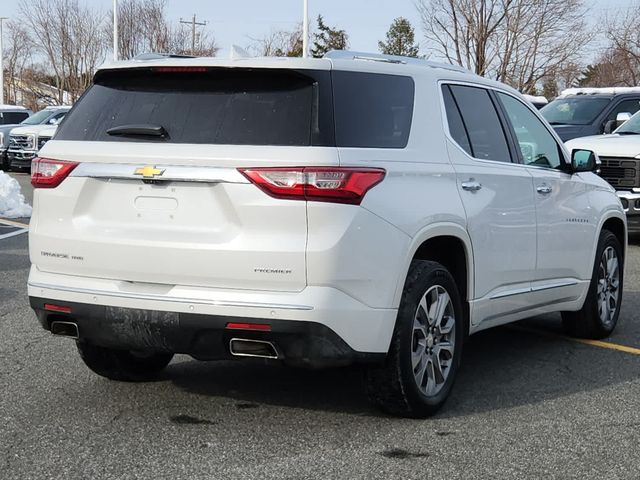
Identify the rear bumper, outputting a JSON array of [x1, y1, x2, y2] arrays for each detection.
[[31, 297, 385, 367], [27, 267, 398, 357]]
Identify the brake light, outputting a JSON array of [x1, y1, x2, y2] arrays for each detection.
[[238, 167, 385, 205], [31, 157, 79, 188], [154, 67, 208, 73]]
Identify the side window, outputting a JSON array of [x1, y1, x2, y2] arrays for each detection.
[[497, 92, 562, 169], [448, 85, 511, 162], [606, 99, 640, 122], [441, 86, 472, 156]]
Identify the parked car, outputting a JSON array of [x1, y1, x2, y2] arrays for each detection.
[[28, 51, 625, 417], [522, 94, 548, 110], [566, 109, 640, 232], [7, 106, 70, 170], [541, 87, 640, 141], [0, 105, 33, 170]]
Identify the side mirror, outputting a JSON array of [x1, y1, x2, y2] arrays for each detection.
[[617, 112, 632, 123], [603, 120, 617, 134], [49, 118, 60, 125], [571, 149, 600, 173], [604, 112, 633, 133]]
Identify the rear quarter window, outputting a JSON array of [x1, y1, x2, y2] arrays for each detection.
[[332, 71, 414, 148]]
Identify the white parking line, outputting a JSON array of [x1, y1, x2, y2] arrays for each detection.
[[0, 228, 28, 240], [0, 219, 29, 229]]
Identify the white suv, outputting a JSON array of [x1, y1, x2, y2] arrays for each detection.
[[28, 51, 626, 417]]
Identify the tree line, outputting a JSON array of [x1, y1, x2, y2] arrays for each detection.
[[4, 0, 640, 111], [3, 0, 218, 110]]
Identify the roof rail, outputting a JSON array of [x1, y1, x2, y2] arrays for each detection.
[[324, 50, 473, 74], [133, 52, 196, 61]]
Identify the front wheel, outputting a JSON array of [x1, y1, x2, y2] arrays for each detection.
[[562, 229, 623, 339], [365, 260, 464, 418], [76, 342, 173, 382]]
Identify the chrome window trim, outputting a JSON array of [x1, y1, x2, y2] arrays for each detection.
[[438, 79, 571, 171]]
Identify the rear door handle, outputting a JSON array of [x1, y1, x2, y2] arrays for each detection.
[[461, 180, 482, 192], [536, 184, 552, 194]]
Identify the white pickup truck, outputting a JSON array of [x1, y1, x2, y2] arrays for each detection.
[[7, 106, 70, 169]]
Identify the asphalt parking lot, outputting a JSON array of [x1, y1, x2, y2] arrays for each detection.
[[2, 172, 640, 479]]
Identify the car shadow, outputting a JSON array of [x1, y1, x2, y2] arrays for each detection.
[[168, 296, 640, 418]]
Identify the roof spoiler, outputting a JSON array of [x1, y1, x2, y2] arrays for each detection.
[[133, 52, 196, 61]]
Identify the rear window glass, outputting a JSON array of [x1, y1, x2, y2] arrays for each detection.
[[333, 71, 414, 148], [56, 68, 414, 148], [56, 68, 334, 146], [0, 112, 29, 124]]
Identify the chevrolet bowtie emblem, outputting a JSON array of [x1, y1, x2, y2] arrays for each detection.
[[134, 165, 165, 179]]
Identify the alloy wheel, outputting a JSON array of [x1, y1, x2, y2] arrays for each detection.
[[597, 246, 620, 328], [411, 285, 456, 397]]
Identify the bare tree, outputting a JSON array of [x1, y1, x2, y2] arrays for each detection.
[[107, 0, 218, 59], [249, 25, 303, 57], [169, 24, 219, 57], [19, 0, 107, 103], [2, 21, 34, 105], [417, 0, 591, 92], [596, 5, 640, 87]]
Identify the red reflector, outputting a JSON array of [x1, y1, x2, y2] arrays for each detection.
[[154, 67, 208, 73], [238, 167, 386, 205], [44, 304, 72, 314], [31, 157, 79, 188], [225, 322, 272, 332]]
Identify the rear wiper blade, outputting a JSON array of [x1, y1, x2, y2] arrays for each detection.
[[617, 131, 639, 135], [106, 124, 168, 138]]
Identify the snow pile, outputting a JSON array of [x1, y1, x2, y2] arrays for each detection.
[[0, 170, 32, 218]]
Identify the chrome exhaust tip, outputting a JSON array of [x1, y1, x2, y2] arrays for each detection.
[[229, 338, 279, 359], [50, 321, 79, 339]]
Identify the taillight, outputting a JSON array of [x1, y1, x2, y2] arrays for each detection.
[[238, 167, 385, 205], [31, 157, 79, 188]]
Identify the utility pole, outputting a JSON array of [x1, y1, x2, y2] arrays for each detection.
[[113, 0, 118, 61], [179, 14, 207, 55], [0, 17, 6, 104], [302, 0, 309, 58]]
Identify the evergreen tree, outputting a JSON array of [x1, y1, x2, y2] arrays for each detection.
[[311, 15, 349, 58], [378, 17, 419, 57]]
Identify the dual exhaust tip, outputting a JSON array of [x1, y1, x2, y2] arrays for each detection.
[[229, 338, 279, 360], [50, 321, 79, 339], [50, 322, 280, 360]]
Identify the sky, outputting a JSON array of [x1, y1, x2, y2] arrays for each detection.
[[1, 0, 638, 58]]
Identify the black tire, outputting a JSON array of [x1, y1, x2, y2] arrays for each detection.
[[76, 342, 173, 382], [365, 260, 464, 418], [1, 153, 10, 172], [562, 229, 623, 339]]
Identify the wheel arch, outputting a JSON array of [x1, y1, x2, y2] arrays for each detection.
[[601, 215, 626, 258], [593, 212, 627, 267], [393, 223, 474, 320]]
